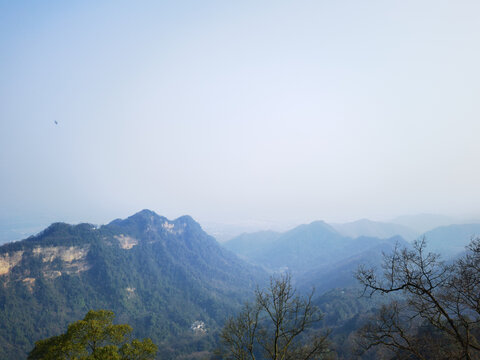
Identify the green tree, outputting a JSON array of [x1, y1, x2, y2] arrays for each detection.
[[28, 310, 157, 360], [220, 274, 330, 360]]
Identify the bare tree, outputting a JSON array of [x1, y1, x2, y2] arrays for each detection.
[[220, 274, 330, 360], [356, 237, 480, 360]]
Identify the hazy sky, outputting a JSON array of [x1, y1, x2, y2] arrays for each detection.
[[1, 1, 480, 227]]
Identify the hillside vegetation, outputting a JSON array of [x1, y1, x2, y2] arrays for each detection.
[[0, 210, 264, 359]]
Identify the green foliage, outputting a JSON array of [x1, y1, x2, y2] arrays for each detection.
[[28, 310, 157, 360], [120, 339, 158, 360]]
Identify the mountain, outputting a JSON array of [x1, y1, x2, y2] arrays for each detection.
[[390, 214, 456, 234], [224, 221, 349, 273], [265, 221, 348, 272], [222, 230, 281, 261], [298, 236, 409, 293], [332, 219, 418, 241], [0, 210, 265, 359], [421, 223, 480, 257], [224, 221, 409, 279], [202, 220, 290, 243]]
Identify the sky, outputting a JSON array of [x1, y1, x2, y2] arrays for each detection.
[[1, 0, 480, 229]]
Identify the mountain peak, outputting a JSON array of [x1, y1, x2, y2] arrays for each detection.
[[301, 220, 339, 234], [174, 215, 202, 230], [117, 210, 199, 227], [174, 214, 196, 224], [34, 222, 96, 242], [107, 209, 164, 228], [129, 209, 161, 220]]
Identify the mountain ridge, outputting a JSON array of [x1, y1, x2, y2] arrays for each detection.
[[332, 218, 418, 241], [420, 223, 480, 257], [0, 210, 265, 359]]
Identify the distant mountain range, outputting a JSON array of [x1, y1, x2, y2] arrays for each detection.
[[1, 213, 476, 245], [421, 223, 480, 257], [0, 210, 264, 359], [223, 221, 409, 277], [223, 219, 480, 292], [331, 218, 419, 241], [389, 213, 458, 234]]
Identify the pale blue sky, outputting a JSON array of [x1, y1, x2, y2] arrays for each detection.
[[1, 1, 480, 227]]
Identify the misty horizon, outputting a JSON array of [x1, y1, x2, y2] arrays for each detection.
[[1, 208, 478, 245], [2, 1, 480, 236]]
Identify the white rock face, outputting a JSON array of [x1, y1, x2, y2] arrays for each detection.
[[0, 251, 24, 275], [114, 235, 138, 249], [31, 245, 91, 277], [191, 320, 207, 335], [162, 221, 174, 231], [0, 245, 91, 285], [126, 287, 136, 298], [32, 246, 89, 263], [162, 221, 184, 235]]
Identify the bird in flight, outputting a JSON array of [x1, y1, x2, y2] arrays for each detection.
[[54, 121, 58, 125]]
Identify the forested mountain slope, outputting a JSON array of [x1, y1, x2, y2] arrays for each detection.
[[0, 210, 265, 359], [224, 221, 409, 277]]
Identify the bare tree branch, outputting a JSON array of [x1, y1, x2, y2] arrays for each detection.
[[355, 237, 480, 359], [220, 274, 330, 360]]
